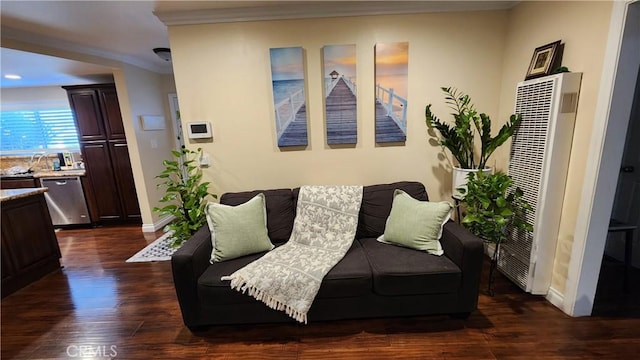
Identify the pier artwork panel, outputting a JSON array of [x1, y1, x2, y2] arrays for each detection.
[[270, 47, 308, 147], [323, 44, 357, 145], [374, 42, 409, 143]]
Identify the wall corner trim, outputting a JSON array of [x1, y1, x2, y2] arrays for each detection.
[[142, 215, 174, 233]]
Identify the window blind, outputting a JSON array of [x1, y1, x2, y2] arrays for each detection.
[[0, 109, 79, 152]]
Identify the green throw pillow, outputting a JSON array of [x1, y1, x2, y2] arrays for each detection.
[[206, 193, 274, 263], [377, 189, 452, 256]]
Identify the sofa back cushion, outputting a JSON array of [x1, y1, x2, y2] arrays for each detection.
[[220, 189, 294, 244], [356, 181, 428, 239]]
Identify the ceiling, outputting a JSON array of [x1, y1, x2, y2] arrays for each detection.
[[0, 1, 517, 89]]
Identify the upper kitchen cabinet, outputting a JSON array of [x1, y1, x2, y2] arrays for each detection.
[[63, 84, 125, 141], [98, 86, 126, 139]]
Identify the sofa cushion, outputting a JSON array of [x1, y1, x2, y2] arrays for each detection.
[[198, 241, 372, 306], [377, 189, 452, 256], [317, 240, 372, 299], [206, 193, 274, 263], [359, 237, 461, 296], [221, 189, 294, 244], [198, 252, 268, 306], [356, 181, 428, 239]]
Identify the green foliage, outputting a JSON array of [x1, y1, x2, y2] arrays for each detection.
[[425, 87, 522, 169], [152, 148, 216, 247], [460, 171, 533, 245]]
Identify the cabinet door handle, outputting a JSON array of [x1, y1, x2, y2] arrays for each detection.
[[55, 181, 67, 185]]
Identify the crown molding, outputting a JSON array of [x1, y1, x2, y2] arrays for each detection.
[[1, 26, 173, 74], [155, 1, 518, 26]]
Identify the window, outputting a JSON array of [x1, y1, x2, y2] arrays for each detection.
[[0, 108, 79, 152]]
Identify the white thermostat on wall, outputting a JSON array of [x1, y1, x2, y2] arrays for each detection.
[[187, 122, 213, 139]]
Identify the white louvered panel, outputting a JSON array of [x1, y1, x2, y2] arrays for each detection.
[[498, 245, 529, 289], [499, 73, 582, 294], [503, 79, 554, 269]]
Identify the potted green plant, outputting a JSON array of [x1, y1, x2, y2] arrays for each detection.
[[459, 171, 533, 296], [153, 148, 215, 247], [425, 87, 522, 198]]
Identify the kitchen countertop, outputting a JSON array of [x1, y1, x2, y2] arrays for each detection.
[[0, 187, 48, 202], [0, 169, 86, 179], [33, 169, 86, 178]]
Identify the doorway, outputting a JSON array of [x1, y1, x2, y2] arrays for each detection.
[[592, 67, 640, 317]]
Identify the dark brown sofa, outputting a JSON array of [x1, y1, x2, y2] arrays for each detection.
[[172, 181, 484, 330]]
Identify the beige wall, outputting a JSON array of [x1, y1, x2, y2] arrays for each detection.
[[170, 2, 615, 301], [497, 1, 613, 294], [169, 11, 509, 201], [113, 65, 177, 226]]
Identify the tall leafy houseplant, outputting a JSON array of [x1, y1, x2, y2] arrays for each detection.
[[425, 87, 522, 170], [460, 171, 533, 296], [153, 148, 215, 247]]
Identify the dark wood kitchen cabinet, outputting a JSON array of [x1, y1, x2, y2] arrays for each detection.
[[80, 142, 123, 221], [64, 84, 140, 224], [65, 84, 126, 141], [0, 177, 39, 189], [109, 141, 141, 220], [1, 190, 61, 298]]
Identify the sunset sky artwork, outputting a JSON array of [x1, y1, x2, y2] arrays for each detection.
[[374, 42, 409, 143], [323, 45, 356, 79], [323, 44, 357, 145], [374, 42, 409, 77], [270, 47, 305, 81], [269, 46, 308, 147]]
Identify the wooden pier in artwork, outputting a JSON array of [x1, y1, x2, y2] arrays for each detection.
[[375, 84, 407, 143], [325, 77, 357, 144], [277, 103, 308, 147], [275, 78, 407, 146], [275, 88, 308, 147]]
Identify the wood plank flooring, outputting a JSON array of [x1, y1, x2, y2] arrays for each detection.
[[2, 225, 640, 359]]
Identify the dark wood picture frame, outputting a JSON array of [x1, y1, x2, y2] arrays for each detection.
[[525, 40, 561, 80]]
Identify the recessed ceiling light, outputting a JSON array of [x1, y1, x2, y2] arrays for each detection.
[[4, 74, 22, 80]]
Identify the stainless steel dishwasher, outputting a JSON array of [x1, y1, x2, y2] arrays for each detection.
[[40, 176, 91, 226]]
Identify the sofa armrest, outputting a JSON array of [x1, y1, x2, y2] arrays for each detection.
[[440, 220, 484, 310], [171, 225, 212, 327]]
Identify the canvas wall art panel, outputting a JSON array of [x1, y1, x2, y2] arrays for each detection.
[[270, 47, 308, 147], [323, 44, 357, 145], [374, 42, 408, 143]]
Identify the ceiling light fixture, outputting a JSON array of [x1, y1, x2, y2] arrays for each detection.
[[153, 48, 171, 62], [4, 74, 22, 80]]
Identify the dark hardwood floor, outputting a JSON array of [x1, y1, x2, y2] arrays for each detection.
[[2, 225, 640, 359]]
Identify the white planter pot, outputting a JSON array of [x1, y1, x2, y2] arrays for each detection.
[[452, 167, 492, 199]]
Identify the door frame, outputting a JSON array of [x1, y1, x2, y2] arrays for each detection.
[[564, 0, 640, 316], [168, 93, 184, 153]]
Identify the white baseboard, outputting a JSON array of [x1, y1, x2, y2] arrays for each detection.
[[546, 286, 565, 312], [141, 215, 174, 233]]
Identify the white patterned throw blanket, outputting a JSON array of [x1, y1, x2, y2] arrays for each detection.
[[221, 185, 363, 323]]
